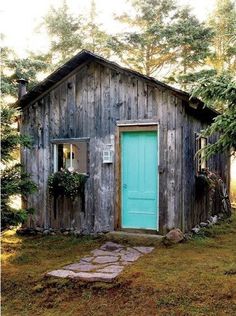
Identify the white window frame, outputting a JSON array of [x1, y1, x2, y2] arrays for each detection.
[[196, 134, 208, 173]]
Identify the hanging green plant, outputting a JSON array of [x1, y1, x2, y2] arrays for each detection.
[[48, 169, 87, 199]]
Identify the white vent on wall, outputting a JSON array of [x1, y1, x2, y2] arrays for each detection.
[[103, 145, 113, 163]]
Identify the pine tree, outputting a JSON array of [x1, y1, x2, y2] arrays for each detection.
[[1, 45, 38, 230], [208, 0, 236, 72], [1, 105, 37, 229], [1, 41, 48, 97], [109, 0, 213, 81], [189, 2, 236, 158], [109, 0, 177, 76], [166, 7, 213, 90], [42, 0, 111, 66], [82, 0, 111, 58], [192, 72, 236, 158], [43, 0, 83, 65]]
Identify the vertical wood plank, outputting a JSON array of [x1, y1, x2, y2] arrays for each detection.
[[137, 80, 148, 119]]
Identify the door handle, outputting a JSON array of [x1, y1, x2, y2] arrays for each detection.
[[123, 184, 127, 189]]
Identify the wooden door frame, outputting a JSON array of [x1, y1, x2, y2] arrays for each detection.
[[115, 120, 160, 231]]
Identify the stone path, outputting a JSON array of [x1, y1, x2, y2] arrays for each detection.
[[47, 241, 154, 282]]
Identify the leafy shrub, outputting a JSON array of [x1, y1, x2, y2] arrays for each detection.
[[48, 170, 87, 199]]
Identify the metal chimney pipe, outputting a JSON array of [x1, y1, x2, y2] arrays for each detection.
[[16, 78, 28, 100]]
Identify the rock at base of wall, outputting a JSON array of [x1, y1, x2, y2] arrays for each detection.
[[163, 228, 184, 245]]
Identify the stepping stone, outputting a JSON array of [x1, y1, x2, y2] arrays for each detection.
[[47, 269, 77, 278], [93, 256, 119, 264], [100, 241, 124, 251], [133, 246, 154, 254], [121, 252, 141, 262], [119, 249, 131, 255], [127, 247, 142, 255], [70, 271, 120, 282], [119, 249, 140, 257], [63, 263, 105, 272], [97, 265, 124, 274], [91, 249, 120, 257]]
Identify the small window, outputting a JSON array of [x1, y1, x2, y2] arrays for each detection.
[[196, 134, 207, 173], [53, 140, 89, 174]]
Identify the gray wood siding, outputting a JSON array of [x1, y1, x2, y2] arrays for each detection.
[[21, 60, 230, 234]]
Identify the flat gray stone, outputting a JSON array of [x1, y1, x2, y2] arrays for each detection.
[[121, 252, 141, 262], [47, 269, 77, 278], [119, 249, 131, 255], [93, 256, 119, 264], [119, 249, 141, 257], [70, 271, 120, 282], [91, 249, 119, 257], [127, 247, 142, 255], [63, 263, 105, 272], [100, 241, 124, 251], [133, 246, 154, 254], [97, 265, 124, 274]]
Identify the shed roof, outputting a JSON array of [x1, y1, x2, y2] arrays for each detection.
[[18, 50, 219, 119]]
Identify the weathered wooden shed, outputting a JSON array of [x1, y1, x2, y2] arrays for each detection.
[[19, 50, 230, 234]]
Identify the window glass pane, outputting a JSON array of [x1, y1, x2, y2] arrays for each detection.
[[71, 143, 88, 173], [195, 135, 207, 173], [55, 141, 88, 173], [200, 137, 207, 149], [200, 137, 207, 170], [58, 144, 64, 170], [62, 143, 71, 169]]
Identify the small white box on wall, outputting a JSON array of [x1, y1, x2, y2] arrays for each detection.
[[102, 145, 114, 163]]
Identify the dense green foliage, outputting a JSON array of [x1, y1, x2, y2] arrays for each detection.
[[1, 45, 48, 97], [208, 0, 236, 72], [109, 0, 213, 80], [1, 39, 42, 229], [1, 106, 37, 229], [43, 0, 111, 66], [109, 0, 177, 76], [1, 165, 36, 229], [166, 8, 213, 89], [1, 107, 31, 162], [192, 72, 236, 157], [43, 1, 83, 65], [48, 170, 87, 199], [189, 0, 236, 158], [82, 0, 111, 58], [110, 0, 179, 76]]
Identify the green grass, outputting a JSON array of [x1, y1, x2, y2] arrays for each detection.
[[2, 212, 236, 316]]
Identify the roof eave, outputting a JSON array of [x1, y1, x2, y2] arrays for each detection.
[[18, 50, 220, 119]]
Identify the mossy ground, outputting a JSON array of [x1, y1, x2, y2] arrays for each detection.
[[2, 212, 236, 316]]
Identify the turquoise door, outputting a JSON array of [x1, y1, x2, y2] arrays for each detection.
[[121, 131, 158, 230]]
